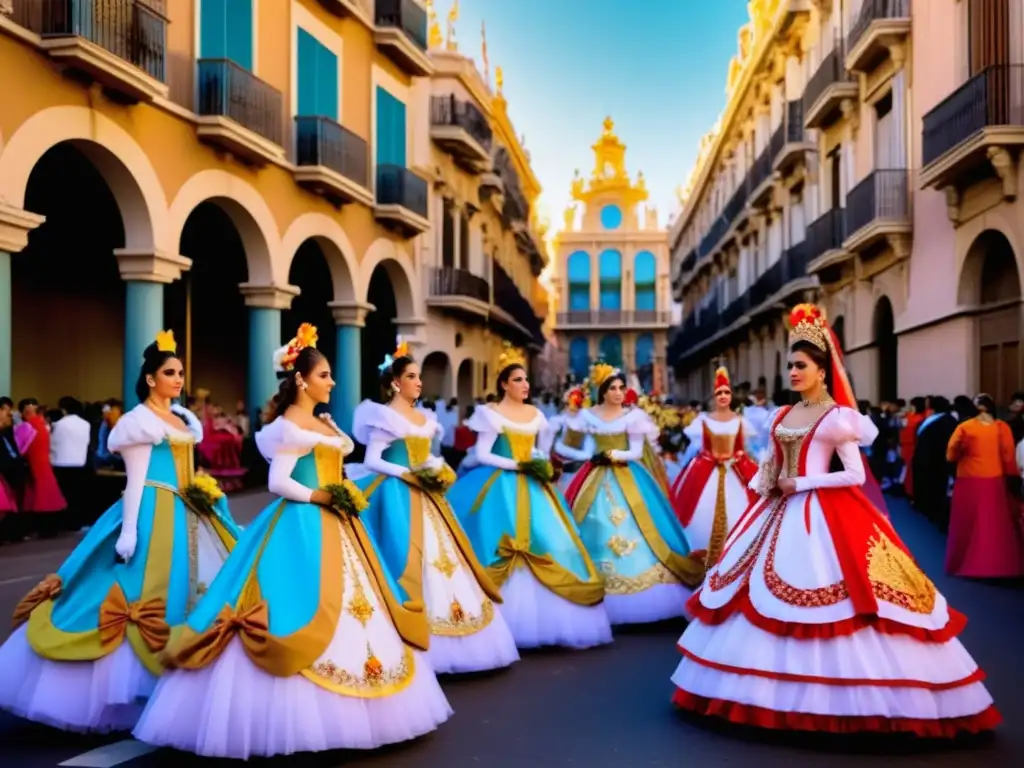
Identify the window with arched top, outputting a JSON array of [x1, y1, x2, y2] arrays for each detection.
[[599, 334, 623, 368], [599, 249, 622, 310], [567, 250, 591, 311], [634, 251, 656, 311], [569, 337, 590, 381]]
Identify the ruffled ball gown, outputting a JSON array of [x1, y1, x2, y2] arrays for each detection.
[[351, 401, 519, 674], [0, 404, 239, 732], [670, 405, 1001, 736], [448, 405, 612, 649], [559, 408, 703, 625], [134, 416, 451, 758], [670, 413, 758, 568]]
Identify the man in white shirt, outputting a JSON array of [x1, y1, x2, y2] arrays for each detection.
[[51, 397, 94, 530]]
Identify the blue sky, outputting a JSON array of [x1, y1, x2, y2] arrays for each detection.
[[434, 0, 751, 228]]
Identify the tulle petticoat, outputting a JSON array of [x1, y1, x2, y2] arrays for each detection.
[[428, 609, 520, 674], [0, 626, 156, 732], [605, 583, 692, 625], [134, 639, 453, 759], [499, 568, 613, 650]]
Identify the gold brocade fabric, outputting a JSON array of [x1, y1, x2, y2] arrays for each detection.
[[707, 430, 738, 460], [505, 430, 536, 463], [866, 525, 937, 614], [168, 437, 196, 489], [573, 465, 703, 588], [562, 429, 585, 450], [404, 437, 431, 469], [705, 465, 730, 569], [594, 433, 629, 453]]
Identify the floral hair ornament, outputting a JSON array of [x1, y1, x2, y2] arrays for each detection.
[[589, 360, 619, 389], [378, 336, 412, 374], [273, 323, 319, 374], [564, 383, 590, 412], [155, 329, 177, 354], [497, 341, 527, 370]]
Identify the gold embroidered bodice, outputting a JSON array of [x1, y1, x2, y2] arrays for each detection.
[[312, 443, 344, 486], [167, 437, 197, 490], [504, 430, 537, 463], [404, 436, 431, 469], [561, 428, 586, 450], [594, 433, 629, 453]]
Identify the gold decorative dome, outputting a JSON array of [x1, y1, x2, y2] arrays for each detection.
[[570, 117, 648, 207]]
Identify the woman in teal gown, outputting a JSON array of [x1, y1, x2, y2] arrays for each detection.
[[0, 331, 239, 732], [558, 365, 703, 625], [134, 325, 451, 759], [351, 348, 519, 674], [447, 353, 612, 650]]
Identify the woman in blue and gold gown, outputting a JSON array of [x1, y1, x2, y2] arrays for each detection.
[[134, 325, 451, 759], [351, 345, 518, 674], [559, 364, 702, 625], [0, 331, 239, 732], [447, 348, 612, 650]]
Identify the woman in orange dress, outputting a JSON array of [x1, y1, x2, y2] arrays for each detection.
[[945, 395, 1024, 578]]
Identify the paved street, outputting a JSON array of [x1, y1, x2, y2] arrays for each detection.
[[0, 493, 1020, 767]]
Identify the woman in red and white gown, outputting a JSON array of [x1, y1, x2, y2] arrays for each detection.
[[671, 366, 758, 569], [670, 303, 999, 736]]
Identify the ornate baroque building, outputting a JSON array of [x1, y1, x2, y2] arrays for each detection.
[[0, 0, 548, 428], [552, 119, 672, 393], [670, 0, 1024, 405], [418, 5, 548, 403]]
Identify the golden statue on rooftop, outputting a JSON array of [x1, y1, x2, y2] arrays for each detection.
[[426, 0, 442, 49], [445, 0, 459, 52], [495, 66, 504, 94]]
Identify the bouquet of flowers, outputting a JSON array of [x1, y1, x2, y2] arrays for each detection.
[[183, 472, 224, 515], [411, 463, 457, 492], [517, 458, 554, 484], [323, 479, 369, 517]]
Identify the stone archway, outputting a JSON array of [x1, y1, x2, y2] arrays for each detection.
[[960, 229, 1022, 403], [456, 357, 474, 408], [873, 296, 898, 402], [421, 352, 452, 400]]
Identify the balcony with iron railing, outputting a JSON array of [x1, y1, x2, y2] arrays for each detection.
[[195, 58, 284, 165], [921, 65, 1024, 193], [373, 164, 429, 235], [806, 207, 847, 273], [8, 0, 169, 102], [747, 144, 775, 208], [843, 169, 910, 253], [492, 262, 545, 347], [293, 116, 371, 204], [374, 0, 432, 77], [555, 310, 671, 328], [804, 43, 858, 129], [430, 94, 493, 171], [775, 99, 814, 173], [427, 266, 491, 319], [846, 0, 911, 74]]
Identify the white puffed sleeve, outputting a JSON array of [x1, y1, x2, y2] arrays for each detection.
[[473, 431, 519, 471], [267, 452, 314, 502], [363, 429, 409, 478], [791, 408, 868, 493]]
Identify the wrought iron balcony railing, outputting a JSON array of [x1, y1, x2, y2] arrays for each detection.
[[376, 164, 428, 218], [429, 266, 490, 304], [493, 262, 544, 343], [10, 0, 167, 82], [807, 207, 847, 258], [430, 95, 493, 152], [374, 0, 427, 52], [848, 0, 910, 54], [845, 169, 909, 236], [922, 65, 1024, 166], [785, 99, 805, 143], [197, 59, 282, 145], [781, 240, 811, 283], [555, 310, 671, 326], [804, 44, 855, 114], [295, 116, 369, 188]]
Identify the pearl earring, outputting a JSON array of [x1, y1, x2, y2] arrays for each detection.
[[301, 382, 309, 391]]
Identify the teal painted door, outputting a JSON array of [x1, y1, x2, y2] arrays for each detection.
[[297, 29, 338, 119], [376, 86, 407, 167], [201, 0, 253, 70]]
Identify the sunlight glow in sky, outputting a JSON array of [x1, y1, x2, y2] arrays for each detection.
[[432, 0, 750, 229]]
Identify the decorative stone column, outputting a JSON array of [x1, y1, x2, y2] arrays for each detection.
[[240, 283, 299, 420], [115, 248, 192, 407], [329, 300, 374, 433], [0, 202, 45, 396]]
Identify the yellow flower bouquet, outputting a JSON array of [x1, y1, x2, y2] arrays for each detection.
[[183, 472, 225, 515], [411, 463, 457, 492], [324, 479, 369, 517]]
